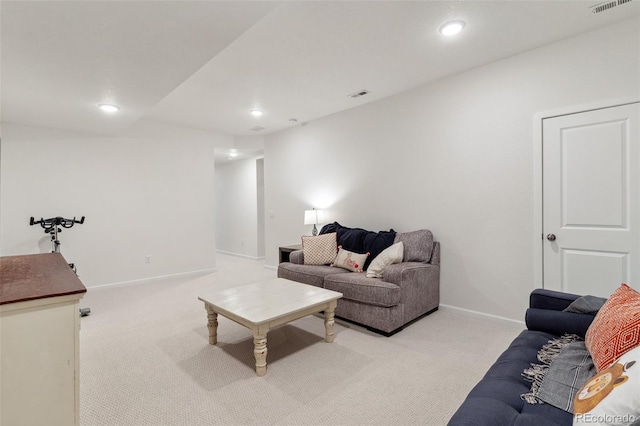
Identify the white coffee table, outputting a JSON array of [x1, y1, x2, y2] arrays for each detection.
[[198, 278, 343, 376]]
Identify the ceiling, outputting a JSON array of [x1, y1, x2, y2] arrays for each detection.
[[2, 1, 639, 142]]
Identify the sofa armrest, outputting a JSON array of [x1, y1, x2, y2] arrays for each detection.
[[383, 262, 436, 287], [289, 250, 304, 264], [526, 289, 595, 338], [430, 241, 440, 266], [525, 308, 596, 338], [529, 288, 582, 311], [383, 262, 440, 321]]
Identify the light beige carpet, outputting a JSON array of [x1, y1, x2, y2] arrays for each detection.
[[80, 254, 523, 426]]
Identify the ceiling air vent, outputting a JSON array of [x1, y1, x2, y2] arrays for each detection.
[[348, 90, 370, 99], [250, 126, 265, 132], [590, 0, 634, 14]]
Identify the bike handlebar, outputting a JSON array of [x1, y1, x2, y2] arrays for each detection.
[[29, 216, 86, 232]]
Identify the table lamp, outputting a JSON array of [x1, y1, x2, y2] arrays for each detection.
[[304, 209, 321, 236]]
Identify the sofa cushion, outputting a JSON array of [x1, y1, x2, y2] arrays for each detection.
[[366, 242, 404, 278], [394, 229, 433, 263], [334, 298, 404, 334], [301, 233, 337, 265], [277, 263, 347, 288], [573, 345, 640, 425], [331, 246, 369, 272], [324, 274, 400, 307], [585, 283, 640, 371]]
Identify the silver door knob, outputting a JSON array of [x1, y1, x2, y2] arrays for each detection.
[[547, 234, 556, 241]]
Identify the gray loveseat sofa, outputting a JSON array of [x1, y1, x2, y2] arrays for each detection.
[[277, 224, 440, 335]]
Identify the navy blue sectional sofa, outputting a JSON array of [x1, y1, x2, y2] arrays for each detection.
[[448, 289, 596, 426]]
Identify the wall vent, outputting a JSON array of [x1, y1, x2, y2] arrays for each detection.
[[250, 126, 265, 132], [590, 0, 634, 14], [348, 90, 370, 99]]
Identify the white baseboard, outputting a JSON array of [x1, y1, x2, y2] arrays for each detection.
[[439, 304, 525, 326], [89, 268, 217, 290], [264, 265, 278, 271], [216, 250, 265, 261]]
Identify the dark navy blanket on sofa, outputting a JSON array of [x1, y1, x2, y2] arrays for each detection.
[[319, 222, 396, 270]]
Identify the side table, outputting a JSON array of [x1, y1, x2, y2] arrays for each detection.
[[278, 244, 302, 263]]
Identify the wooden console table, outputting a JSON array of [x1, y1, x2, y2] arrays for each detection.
[[0, 253, 87, 426]]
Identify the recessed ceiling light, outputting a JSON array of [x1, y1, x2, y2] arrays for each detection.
[[98, 103, 119, 113], [229, 151, 238, 157], [250, 109, 264, 117], [439, 21, 465, 36]]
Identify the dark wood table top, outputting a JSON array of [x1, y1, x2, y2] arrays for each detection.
[[1, 253, 87, 305], [279, 244, 303, 250]]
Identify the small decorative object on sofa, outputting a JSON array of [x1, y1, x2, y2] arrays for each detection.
[[366, 241, 403, 278], [448, 284, 640, 426], [585, 283, 640, 372], [277, 222, 440, 335], [301, 233, 337, 265], [573, 345, 640, 425], [331, 246, 369, 273]]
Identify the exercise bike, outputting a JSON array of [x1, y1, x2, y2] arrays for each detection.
[[30, 216, 90, 317]]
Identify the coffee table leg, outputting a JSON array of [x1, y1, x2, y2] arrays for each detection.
[[205, 304, 218, 345], [324, 301, 337, 343], [253, 326, 268, 376]]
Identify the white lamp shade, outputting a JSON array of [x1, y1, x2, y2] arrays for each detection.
[[304, 209, 320, 225]]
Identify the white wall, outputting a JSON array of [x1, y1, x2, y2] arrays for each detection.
[[256, 158, 265, 258], [264, 18, 640, 321], [0, 122, 223, 287], [214, 156, 264, 259]]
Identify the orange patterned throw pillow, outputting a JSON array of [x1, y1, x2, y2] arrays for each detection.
[[585, 283, 640, 372], [301, 233, 337, 265]]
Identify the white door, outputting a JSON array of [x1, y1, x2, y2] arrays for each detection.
[[543, 102, 639, 297]]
